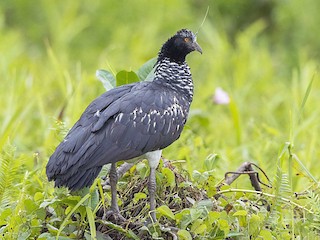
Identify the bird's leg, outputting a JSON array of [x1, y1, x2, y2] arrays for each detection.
[[109, 162, 119, 213], [145, 150, 162, 222], [104, 162, 126, 222], [148, 166, 157, 222], [102, 161, 139, 186]]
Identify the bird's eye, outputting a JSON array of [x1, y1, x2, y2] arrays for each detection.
[[184, 37, 190, 43]]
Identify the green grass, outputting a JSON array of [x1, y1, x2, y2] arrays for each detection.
[[1, 0, 320, 239]]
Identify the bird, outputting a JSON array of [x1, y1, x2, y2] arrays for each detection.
[[46, 29, 202, 222]]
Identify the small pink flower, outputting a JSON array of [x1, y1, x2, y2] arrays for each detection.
[[213, 87, 230, 105]]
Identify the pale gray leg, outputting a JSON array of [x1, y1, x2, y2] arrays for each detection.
[[145, 150, 162, 222], [104, 162, 127, 222], [109, 162, 119, 212], [148, 166, 157, 222], [103, 162, 137, 186]]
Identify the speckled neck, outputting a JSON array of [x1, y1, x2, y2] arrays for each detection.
[[154, 57, 194, 104]]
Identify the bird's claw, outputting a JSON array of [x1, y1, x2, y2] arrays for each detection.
[[103, 210, 127, 223]]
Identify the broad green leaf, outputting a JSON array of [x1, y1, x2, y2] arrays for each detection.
[[194, 224, 207, 235], [207, 211, 220, 225], [157, 205, 175, 220], [89, 189, 100, 209], [136, 161, 149, 179], [96, 69, 116, 91], [190, 208, 202, 221], [133, 192, 147, 203], [36, 208, 46, 220], [0, 208, 11, 225], [34, 192, 44, 201], [175, 208, 190, 222], [37, 232, 55, 240], [177, 229, 192, 240], [233, 210, 247, 216], [196, 199, 213, 211], [190, 219, 202, 232], [137, 57, 157, 81], [258, 229, 273, 240], [204, 153, 218, 171], [249, 214, 260, 236], [116, 70, 139, 86], [31, 218, 40, 227], [220, 185, 231, 191], [192, 170, 208, 183], [162, 167, 176, 189], [218, 219, 230, 235], [191, 219, 207, 234], [24, 199, 37, 213]]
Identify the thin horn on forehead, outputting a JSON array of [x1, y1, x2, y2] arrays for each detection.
[[195, 6, 209, 36]]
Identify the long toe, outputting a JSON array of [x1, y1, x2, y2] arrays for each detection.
[[104, 209, 127, 224]]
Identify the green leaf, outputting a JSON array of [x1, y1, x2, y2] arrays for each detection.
[[249, 214, 260, 236], [38, 232, 55, 240], [133, 192, 147, 204], [194, 224, 207, 235], [233, 210, 247, 216], [137, 57, 157, 81], [24, 199, 37, 213], [96, 219, 140, 240], [36, 208, 46, 220], [218, 219, 230, 235], [207, 211, 220, 225], [162, 167, 176, 189], [191, 219, 207, 234], [192, 170, 208, 183], [34, 192, 44, 202], [157, 205, 175, 220], [89, 189, 100, 209], [298, 75, 314, 120], [177, 229, 192, 240], [190, 208, 202, 221], [86, 206, 97, 240], [229, 100, 242, 145], [136, 161, 149, 179], [196, 199, 213, 211], [96, 69, 116, 91], [65, 206, 72, 215], [258, 229, 273, 240], [204, 153, 218, 171], [116, 70, 139, 86], [175, 208, 190, 223], [57, 193, 91, 238], [190, 219, 202, 232], [0, 208, 11, 225]]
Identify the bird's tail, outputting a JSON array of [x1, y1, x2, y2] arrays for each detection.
[[49, 166, 102, 191]]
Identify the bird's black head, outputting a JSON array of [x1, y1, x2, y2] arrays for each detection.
[[158, 29, 202, 64]]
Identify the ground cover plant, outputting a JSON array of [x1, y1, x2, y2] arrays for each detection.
[[1, 1, 320, 239]]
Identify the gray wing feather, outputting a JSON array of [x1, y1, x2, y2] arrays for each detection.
[[46, 81, 190, 190]]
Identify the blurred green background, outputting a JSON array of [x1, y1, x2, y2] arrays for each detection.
[[1, 0, 320, 192]]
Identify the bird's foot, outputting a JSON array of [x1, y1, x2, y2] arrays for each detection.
[[103, 209, 127, 224]]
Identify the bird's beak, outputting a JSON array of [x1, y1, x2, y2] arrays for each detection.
[[193, 41, 202, 54]]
